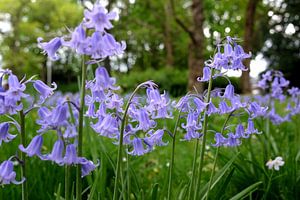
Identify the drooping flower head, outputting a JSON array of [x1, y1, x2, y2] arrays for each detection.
[[37, 37, 63, 61], [0, 160, 25, 185]]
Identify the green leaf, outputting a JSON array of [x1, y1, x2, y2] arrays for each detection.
[[199, 153, 239, 200], [215, 168, 235, 199], [54, 183, 61, 200], [151, 183, 159, 200], [229, 181, 263, 200]]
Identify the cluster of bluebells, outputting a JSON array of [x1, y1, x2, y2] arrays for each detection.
[[19, 90, 99, 177], [175, 37, 266, 147], [256, 70, 300, 124], [38, 2, 173, 158], [85, 66, 172, 156], [38, 3, 125, 61], [0, 69, 59, 184]]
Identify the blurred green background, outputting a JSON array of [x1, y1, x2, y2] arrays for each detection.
[[0, 0, 299, 96]]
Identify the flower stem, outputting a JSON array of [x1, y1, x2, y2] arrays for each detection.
[[263, 170, 274, 200], [19, 110, 28, 200], [113, 82, 147, 200], [65, 165, 71, 200], [126, 152, 130, 199], [194, 69, 214, 200], [206, 112, 233, 200], [187, 139, 199, 200], [167, 111, 181, 200], [76, 56, 87, 200]]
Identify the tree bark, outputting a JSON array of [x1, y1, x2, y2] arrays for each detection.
[[188, 0, 205, 93], [164, 1, 174, 68], [170, 0, 205, 93], [241, 0, 260, 94]]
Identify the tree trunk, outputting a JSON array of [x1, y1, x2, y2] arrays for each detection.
[[241, 0, 260, 94], [188, 0, 205, 93], [164, 1, 174, 68]]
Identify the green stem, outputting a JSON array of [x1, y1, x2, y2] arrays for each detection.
[[126, 152, 130, 199], [76, 56, 87, 200], [20, 110, 28, 200], [167, 111, 181, 200], [263, 170, 273, 200], [113, 82, 147, 200], [65, 165, 71, 200], [194, 69, 214, 200], [187, 139, 199, 200], [206, 112, 233, 200]]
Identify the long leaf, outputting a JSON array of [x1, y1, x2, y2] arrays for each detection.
[[215, 168, 235, 199], [199, 153, 239, 199], [151, 183, 159, 200], [229, 181, 262, 200], [55, 183, 61, 200]]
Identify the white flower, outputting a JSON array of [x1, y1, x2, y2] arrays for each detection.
[[266, 156, 284, 171]]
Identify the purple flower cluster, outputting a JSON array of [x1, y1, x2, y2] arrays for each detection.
[[85, 66, 172, 156], [176, 37, 265, 147], [18, 93, 98, 177], [257, 70, 300, 124], [38, 4, 125, 61], [0, 69, 61, 185], [205, 36, 251, 72]]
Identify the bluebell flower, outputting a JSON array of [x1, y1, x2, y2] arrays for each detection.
[[207, 102, 219, 115], [174, 95, 189, 112], [212, 133, 228, 147], [37, 37, 63, 61], [247, 102, 267, 118], [223, 84, 235, 99], [106, 93, 124, 113], [127, 138, 148, 156], [43, 140, 64, 165], [63, 144, 86, 165], [224, 42, 233, 58], [0, 122, 17, 145], [64, 24, 87, 54], [144, 129, 168, 147], [102, 33, 126, 56], [81, 159, 99, 177], [193, 98, 207, 114], [19, 135, 44, 158], [33, 80, 57, 104], [181, 112, 202, 141], [64, 125, 78, 138], [235, 124, 249, 138], [197, 67, 211, 82], [245, 120, 259, 135], [94, 66, 119, 91], [2, 74, 28, 103], [226, 133, 241, 146], [134, 108, 156, 131], [36, 104, 68, 132], [219, 101, 233, 114], [146, 88, 172, 119], [0, 160, 25, 185], [83, 4, 117, 32], [91, 115, 119, 138]]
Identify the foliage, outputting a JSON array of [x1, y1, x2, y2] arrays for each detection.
[[0, 0, 82, 78], [260, 0, 300, 88]]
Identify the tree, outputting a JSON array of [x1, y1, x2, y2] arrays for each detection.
[[0, 0, 82, 80], [241, 0, 260, 94], [261, 0, 300, 87], [171, 0, 205, 92]]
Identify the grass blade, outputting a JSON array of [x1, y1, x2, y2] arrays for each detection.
[[199, 153, 239, 199], [229, 181, 262, 200]]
